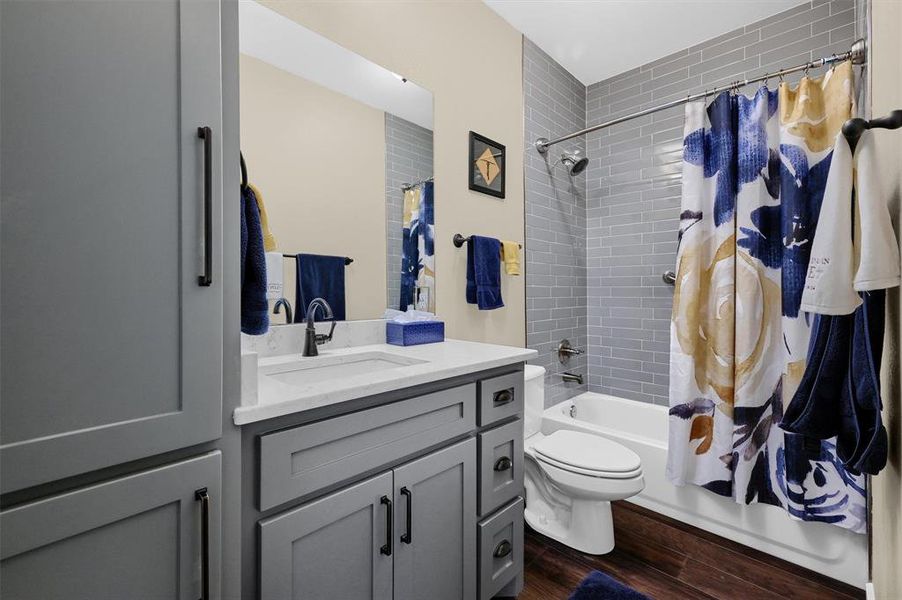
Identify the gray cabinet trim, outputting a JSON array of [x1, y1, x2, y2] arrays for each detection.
[[478, 420, 524, 517], [258, 383, 475, 511], [1, 451, 222, 599], [393, 438, 477, 600], [259, 471, 393, 600], [477, 372, 524, 426], [477, 497, 525, 600]]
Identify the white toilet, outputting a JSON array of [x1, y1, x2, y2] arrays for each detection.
[[522, 365, 644, 554]]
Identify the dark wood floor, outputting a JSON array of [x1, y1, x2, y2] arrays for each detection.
[[521, 501, 865, 600]]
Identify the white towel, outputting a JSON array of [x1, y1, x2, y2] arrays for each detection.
[[853, 130, 901, 291], [265, 252, 283, 300], [800, 133, 861, 315]]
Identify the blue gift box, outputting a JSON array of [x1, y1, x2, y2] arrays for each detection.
[[386, 320, 445, 346]]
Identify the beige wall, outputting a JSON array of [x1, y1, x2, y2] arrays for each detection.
[[871, 1, 902, 596], [262, 0, 526, 347], [240, 54, 387, 320]]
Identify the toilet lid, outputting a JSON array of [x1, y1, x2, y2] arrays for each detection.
[[533, 430, 641, 474]]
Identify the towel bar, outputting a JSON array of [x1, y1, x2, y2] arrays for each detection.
[[452, 233, 521, 249], [282, 254, 353, 265]]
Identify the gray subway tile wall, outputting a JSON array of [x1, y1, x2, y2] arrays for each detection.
[[524, 38, 588, 407], [524, 0, 856, 407], [384, 113, 433, 311]]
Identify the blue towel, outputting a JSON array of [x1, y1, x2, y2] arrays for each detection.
[[294, 254, 346, 322], [781, 313, 850, 438], [568, 570, 650, 600], [782, 292, 888, 475], [837, 291, 888, 475], [240, 185, 269, 335], [466, 235, 503, 310]]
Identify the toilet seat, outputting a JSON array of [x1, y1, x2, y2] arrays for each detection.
[[534, 452, 642, 479], [532, 430, 641, 479]]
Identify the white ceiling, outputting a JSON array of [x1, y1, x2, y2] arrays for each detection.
[[483, 0, 808, 84], [239, 1, 433, 130]]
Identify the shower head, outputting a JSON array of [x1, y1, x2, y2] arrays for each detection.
[[560, 150, 589, 176]]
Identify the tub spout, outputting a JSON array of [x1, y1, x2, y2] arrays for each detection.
[[561, 372, 583, 385]]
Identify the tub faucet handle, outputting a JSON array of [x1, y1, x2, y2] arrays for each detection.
[[558, 339, 583, 363]]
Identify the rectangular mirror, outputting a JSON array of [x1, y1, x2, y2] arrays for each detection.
[[239, 1, 434, 324]]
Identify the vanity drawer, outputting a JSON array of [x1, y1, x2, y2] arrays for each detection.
[[478, 497, 524, 600], [477, 372, 523, 426], [478, 420, 523, 516], [258, 383, 475, 511]]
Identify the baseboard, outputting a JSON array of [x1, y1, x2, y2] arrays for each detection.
[[866, 582, 875, 600]]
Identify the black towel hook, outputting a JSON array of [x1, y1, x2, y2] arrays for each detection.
[[842, 109, 902, 151], [240, 151, 248, 191]]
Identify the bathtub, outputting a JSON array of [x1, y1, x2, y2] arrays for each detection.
[[542, 392, 867, 589]]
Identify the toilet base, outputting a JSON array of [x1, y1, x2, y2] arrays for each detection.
[[524, 496, 615, 555]]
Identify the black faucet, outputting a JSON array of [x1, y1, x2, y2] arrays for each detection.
[[273, 298, 292, 324], [303, 298, 337, 357]]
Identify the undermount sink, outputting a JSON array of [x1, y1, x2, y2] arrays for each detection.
[[261, 351, 428, 387]]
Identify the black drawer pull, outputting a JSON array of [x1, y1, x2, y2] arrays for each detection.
[[493, 456, 513, 472], [380, 496, 393, 556], [493, 389, 514, 406], [194, 487, 210, 600], [493, 539, 512, 559], [196, 126, 213, 287], [400, 487, 412, 544]]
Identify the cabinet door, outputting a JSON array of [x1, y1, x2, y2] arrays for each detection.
[[259, 472, 394, 600], [0, 451, 221, 600], [393, 438, 477, 600], [0, 0, 224, 492]]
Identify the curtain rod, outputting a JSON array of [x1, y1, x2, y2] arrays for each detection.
[[535, 39, 867, 155]]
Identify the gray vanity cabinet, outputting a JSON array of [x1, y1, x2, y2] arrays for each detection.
[[0, 451, 222, 600], [0, 0, 224, 492], [259, 439, 476, 600], [393, 439, 477, 600], [259, 472, 394, 600]]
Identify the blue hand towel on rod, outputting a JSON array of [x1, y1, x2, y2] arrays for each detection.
[[240, 185, 269, 335], [466, 235, 503, 310], [294, 254, 346, 322]]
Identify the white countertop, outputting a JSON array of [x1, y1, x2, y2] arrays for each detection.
[[234, 339, 537, 425]]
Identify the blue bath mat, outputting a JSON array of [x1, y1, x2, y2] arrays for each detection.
[[568, 570, 651, 600]]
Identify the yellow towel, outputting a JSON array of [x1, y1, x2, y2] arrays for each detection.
[[249, 183, 277, 252], [501, 241, 521, 276]]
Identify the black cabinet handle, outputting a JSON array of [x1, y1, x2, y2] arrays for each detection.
[[195, 487, 210, 600], [197, 126, 213, 287], [493, 389, 514, 406], [493, 539, 512, 559], [493, 456, 513, 472], [380, 495, 393, 556], [400, 487, 412, 544]]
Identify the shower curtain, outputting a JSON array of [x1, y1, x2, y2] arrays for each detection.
[[400, 181, 435, 312], [667, 61, 867, 533]]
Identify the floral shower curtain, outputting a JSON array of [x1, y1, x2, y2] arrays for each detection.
[[400, 181, 435, 312], [667, 61, 867, 533]]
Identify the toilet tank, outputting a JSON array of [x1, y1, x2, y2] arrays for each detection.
[[523, 365, 546, 438]]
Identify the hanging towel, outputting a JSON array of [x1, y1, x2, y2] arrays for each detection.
[[781, 312, 852, 438], [837, 290, 888, 475], [241, 185, 269, 335], [853, 131, 901, 291], [799, 133, 860, 315], [466, 235, 503, 310], [501, 240, 521, 275], [249, 183, 277, 252], [782, 292, 889, 475], [265, 252, 283, 300], [294, 254, 346, 322]]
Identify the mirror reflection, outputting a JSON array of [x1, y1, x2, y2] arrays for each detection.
[[239, 1, 434, 326]]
